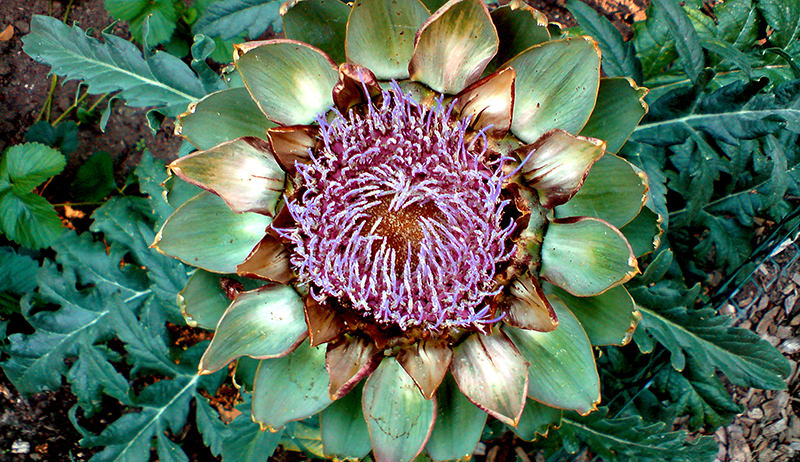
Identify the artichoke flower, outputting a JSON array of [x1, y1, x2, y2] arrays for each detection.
[[155, 0, 659, 460]]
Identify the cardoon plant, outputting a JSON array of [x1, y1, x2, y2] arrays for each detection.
[[154, 0, 657, 460]]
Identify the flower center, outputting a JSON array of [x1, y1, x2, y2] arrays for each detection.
[[281, 83, 515, 332]]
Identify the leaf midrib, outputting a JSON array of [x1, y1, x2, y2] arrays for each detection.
[[560, 417, 670, 452], [634, 107, 800, 132], [109, 374, 199, 462], [36, 32, 198, 103], [638, 305, 786, 386]]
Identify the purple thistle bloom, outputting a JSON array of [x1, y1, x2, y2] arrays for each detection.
[[278, 82, 516, 331]]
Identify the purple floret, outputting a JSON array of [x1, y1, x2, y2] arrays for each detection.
[[277, 82, 515, 331]]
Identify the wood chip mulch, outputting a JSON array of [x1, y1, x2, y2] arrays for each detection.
[[716, 236, 800, 462]]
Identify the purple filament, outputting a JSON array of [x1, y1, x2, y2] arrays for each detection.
[[278, 82, 515, 331]]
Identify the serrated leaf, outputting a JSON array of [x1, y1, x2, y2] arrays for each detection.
[[630, 280, 791, 389], [67, 342, 132, 416], [1, 142, 65, 193], [632, 3, 679, 81], [1, 260, 115, 395], [649, 0, 704, 84], [634, 78, 800, 147], [82, 375, 199, 462], [90, 196, 189, 322], [565, 0, 641, 83], [222, 396, 284, 462], [195, 394, 231, 457], [0, 191, 64, 250], [105, 0, 178, 46], [23, 15, 205, 116], [652, 359, 742, 430], [556, 408, 719, 461], [194, 0, 282, 41], [757, 0, 800, 55]]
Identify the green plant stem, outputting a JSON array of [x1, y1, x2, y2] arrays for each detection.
[[34, 0, 76, 124], [52, 201, 106, 207], [51, 90, 89, 125]]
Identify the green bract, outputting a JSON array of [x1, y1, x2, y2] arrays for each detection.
[[156, 0, 658, 460]]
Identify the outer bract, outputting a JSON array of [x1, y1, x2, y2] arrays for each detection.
[[158, 1, 658, 461]]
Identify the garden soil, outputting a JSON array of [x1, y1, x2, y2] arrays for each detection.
[[0, 0, 796, 461]]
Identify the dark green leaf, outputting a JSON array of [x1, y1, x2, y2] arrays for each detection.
[[23, 15, 205, 116], [24, 121, 79, 156], [565, 0, 641, 82], [104, 0, 178, 46], [82, 375, 199, 462], [193, 0, 283, 41], [652, 359, 742, 430], [195, 395, 231, 457], [221, 396, 284, 462], [1, 260, 116, 395], [0, 246, 39, 294], [650, 0, 704, 83], [556, 408, 719, 461], [630, 280, 792, 389], [67, 342, 132, 416], [757, 0, 800, 56], [71, 151, 116, 201]]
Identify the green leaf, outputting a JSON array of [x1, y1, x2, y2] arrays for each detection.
[[198, 286, 306, 373], [633, 79, 800, 147], [108, 301, 179, 377], [1, 142, 65, 193], [221, 396, 284, 462], [24, 121, 79, 156], [632, 3, 679, 80], [175, 87, 275, 151], [23, 15, 205, 116], [82, 375, 199, 462], [630, 280, 792, 389], [541, 217, 638, 297], [565, 0, 641, 82], [177, 269, 229, 329], [547, 284, 639, 347], [67, 343, 132, 416], [0, 246, 39, 294], [758, 0, 800, 55], [71, 151, 116, 202], [251, 342, 332, 429], [282, 0, 350, 64], [0, 191, 64, 249], [555, 154, 648, 229], [195, 394, 231, 456], [652, 359, 742, 430], [194, 0, 283, 40], [362, 358, 435, 462], [556, 408, 719, 461], [1, 260, 115, 395], [346, 0, 429, 80], [105, 0, 178, 46], [580, 77, 648, 154], [649, 0, 704, 84], [90, 197, 189, 322]]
